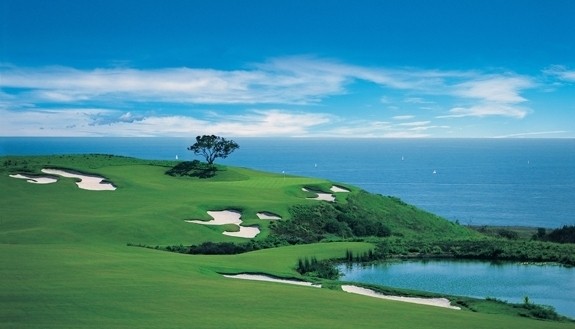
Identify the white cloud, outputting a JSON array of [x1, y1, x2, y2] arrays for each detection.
[[320, 124, 430, 138], [379, 131, 430, 138], [404, 97, 434, 104], [0, 58, 516, 108], [492, 131, 569, 138], [451, 76, 534, 103], [0, 108, 333, 137], [0, 108, 119, 136], [429, 75, 535, 119], [392, 115, 415, 120], [398, 121, 431, 127], [315, 118, 450, 138], [544, 65, 575, 82], [438, 104, 529, 119], [409, 125, 450, 131], [0, 57, 543, 137]]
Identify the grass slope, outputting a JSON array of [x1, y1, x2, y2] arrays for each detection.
[[1, 155, 572, 328]]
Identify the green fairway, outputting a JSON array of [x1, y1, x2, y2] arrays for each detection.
[[1, 155, 573, 328]]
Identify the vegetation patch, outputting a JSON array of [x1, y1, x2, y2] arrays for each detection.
[[372, 237, 575, 266], [166, 160, 217, 178], [296, 256, 340, 280], [536, 226, 575, 244]]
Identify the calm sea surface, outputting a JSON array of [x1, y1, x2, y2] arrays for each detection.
[[1, 137, 574, 228]]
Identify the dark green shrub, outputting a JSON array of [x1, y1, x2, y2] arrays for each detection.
[[296, 256, 339, 280], [545, 225, 575, 244], [165, 160, 216, 178]]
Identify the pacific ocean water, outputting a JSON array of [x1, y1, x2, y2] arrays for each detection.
[[1, 137, 574, 228]]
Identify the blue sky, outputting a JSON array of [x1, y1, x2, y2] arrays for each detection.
[[1, 0, 574, 138]]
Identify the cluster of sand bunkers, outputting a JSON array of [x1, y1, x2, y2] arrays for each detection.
[[186, 210, 274, 239], [186, 186, 350, 238], [9, 169, 349, 239], [10, 168, 116, 190], [223, 274, 460, 310]]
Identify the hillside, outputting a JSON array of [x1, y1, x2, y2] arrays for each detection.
[[1, 154, 573, 328]]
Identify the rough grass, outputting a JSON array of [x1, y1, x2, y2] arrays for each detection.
[[1, 155, 573, 328]]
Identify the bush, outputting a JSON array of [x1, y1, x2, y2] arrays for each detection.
[[497, 229, 519, 240], [296, 256, 339, 280], [270, 202, 392, 244], [545, 225, 575, 244], [165, 160, 216, 178], [187, 242, 251, 254]]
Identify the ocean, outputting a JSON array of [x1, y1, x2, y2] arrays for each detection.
[[1, 137, 574, 228]]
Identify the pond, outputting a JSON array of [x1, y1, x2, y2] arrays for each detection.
[[338, 260, 575, 318]]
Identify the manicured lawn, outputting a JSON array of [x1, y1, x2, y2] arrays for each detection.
[[1, 155, 573, 328]]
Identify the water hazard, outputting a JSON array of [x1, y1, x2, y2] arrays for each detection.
[[338, 259, 575, 318]]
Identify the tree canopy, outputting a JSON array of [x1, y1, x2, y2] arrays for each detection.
[[187, 135, 239, 165]]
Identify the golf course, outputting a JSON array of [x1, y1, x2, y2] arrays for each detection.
[[1, 154, 573, 328]]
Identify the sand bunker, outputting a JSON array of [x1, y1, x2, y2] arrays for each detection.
[[341, 285, 460, 310], [330, 185, 350, 193], [223, 226, 260, 238], [302, 188, 335, 202], [40, 169, 116, 191], [9, 173, 58, 184], [257, 212, 282, 220], [10, 169, 115, 191], [188, 210, 243, 226], [302, 185, 349, 202], [224, 274, 321, 288], [187, 210, 260, 239]]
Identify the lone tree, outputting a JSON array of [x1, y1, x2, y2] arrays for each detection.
[[187, 135, 239, 165]]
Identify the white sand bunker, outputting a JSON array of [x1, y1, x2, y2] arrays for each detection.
[[10, 169, 115, 191], [341, 285, 460, 310], [257, 212, 282, 220], [302, 185, 348, 201], [41, 169, 116, 191], [330, 185, 350, 193], [302, 188, 335, 202], [224, 274, 321, 288], [189, 210, 243, 226], [9, 173, 58, 184], [186, 210, 260, 239]]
